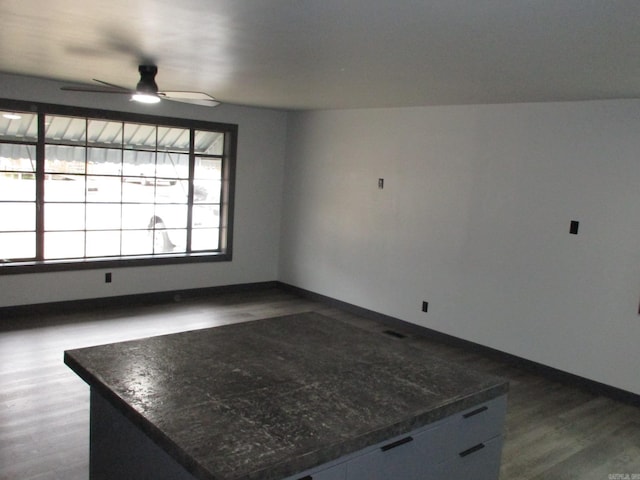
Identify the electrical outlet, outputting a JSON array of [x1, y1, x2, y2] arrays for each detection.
[[378, 178, 384, 189], [422, 301, 429, 313], [570, 220, 579, 235], [105, 272, 112, 283]]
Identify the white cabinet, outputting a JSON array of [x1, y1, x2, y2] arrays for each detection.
[[284, 395, 507, 480], [433, 435, 503, 480], [345, 425, 444, 479], [284, 463, 347, 480], [441, 395, 507, 459]]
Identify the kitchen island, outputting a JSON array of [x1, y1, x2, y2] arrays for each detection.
[[64, 312, 508, 480]]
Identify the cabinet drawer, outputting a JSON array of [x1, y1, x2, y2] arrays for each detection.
[[441, 395, 507, 458], [433, 434, 503, 480], [345, 424, 444, 480]]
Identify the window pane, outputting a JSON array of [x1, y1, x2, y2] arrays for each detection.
[[154, 205, 188, 229], [157, 151, 189, 179], [194, 158, 221, 180], [125, 123, 156, 150], [158, 127, 189, 152], [0, 111, 37, 142], [155, 183, 187, 204], [45, 145, 86, 174], [45, 203, 85, 231], [44, 232, 84, 259], [86, 231, 121, 257], [193, 181, 221, 204], [0, 176, 36, 201], [86, 176, 122, 202], [0, 144, 36, 172], [45, 175, 86, 202], [151, 227, 185, 254], [0, 203, 36, 231], [192, 205, 220, 229], [88, 120, 123, 147], [195, 131, 223, 155], [191, 228, 219, 251], [122, 230, 153, 256], [0, 232, 36, 259], [45, 116, 86, 144], [122, 204, 155, 230], [123, 149, 155, 178], [87, 148, 122, 175], [122, 180, 156, 203], [86, 204, 121, 230]]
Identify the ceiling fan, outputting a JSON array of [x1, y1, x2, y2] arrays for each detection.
[[61, 65, 219, 107]]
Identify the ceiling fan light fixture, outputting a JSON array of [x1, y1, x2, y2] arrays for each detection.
[[131, 93, 161, 104]]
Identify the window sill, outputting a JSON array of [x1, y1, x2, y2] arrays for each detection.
[[0, 251, 232, 275]]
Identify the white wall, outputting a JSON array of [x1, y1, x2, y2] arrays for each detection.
[[280, 100, 640, 395], [0, 73, 287, 307]]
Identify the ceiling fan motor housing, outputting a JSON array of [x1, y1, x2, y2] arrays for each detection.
[[136, 65, 159, 94]]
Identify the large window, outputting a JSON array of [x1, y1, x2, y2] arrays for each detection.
[[0, 100, 236, 273]]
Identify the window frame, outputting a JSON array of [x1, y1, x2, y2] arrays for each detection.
[[0, 98, 236, 275]]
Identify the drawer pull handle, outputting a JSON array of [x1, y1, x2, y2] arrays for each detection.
[[297, 476, 313, 480], [459, 443, 485, 458], [381, 436, 414, 452], [463, 406, 488, 418]]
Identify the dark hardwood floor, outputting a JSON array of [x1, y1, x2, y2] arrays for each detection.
[[2, 286, 640, 479]]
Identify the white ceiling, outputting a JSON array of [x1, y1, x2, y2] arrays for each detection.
[[1, 0, 639, 110]]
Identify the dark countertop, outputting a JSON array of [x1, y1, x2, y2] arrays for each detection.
[[64, 312, 508, 480]]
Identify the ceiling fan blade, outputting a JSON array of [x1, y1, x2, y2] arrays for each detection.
[[159, 91, 220, 107], [60, 85, 132, 94], [159, 91, 214, 101], [92, 79, 132, 92], [162, 97, 221, 107]]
